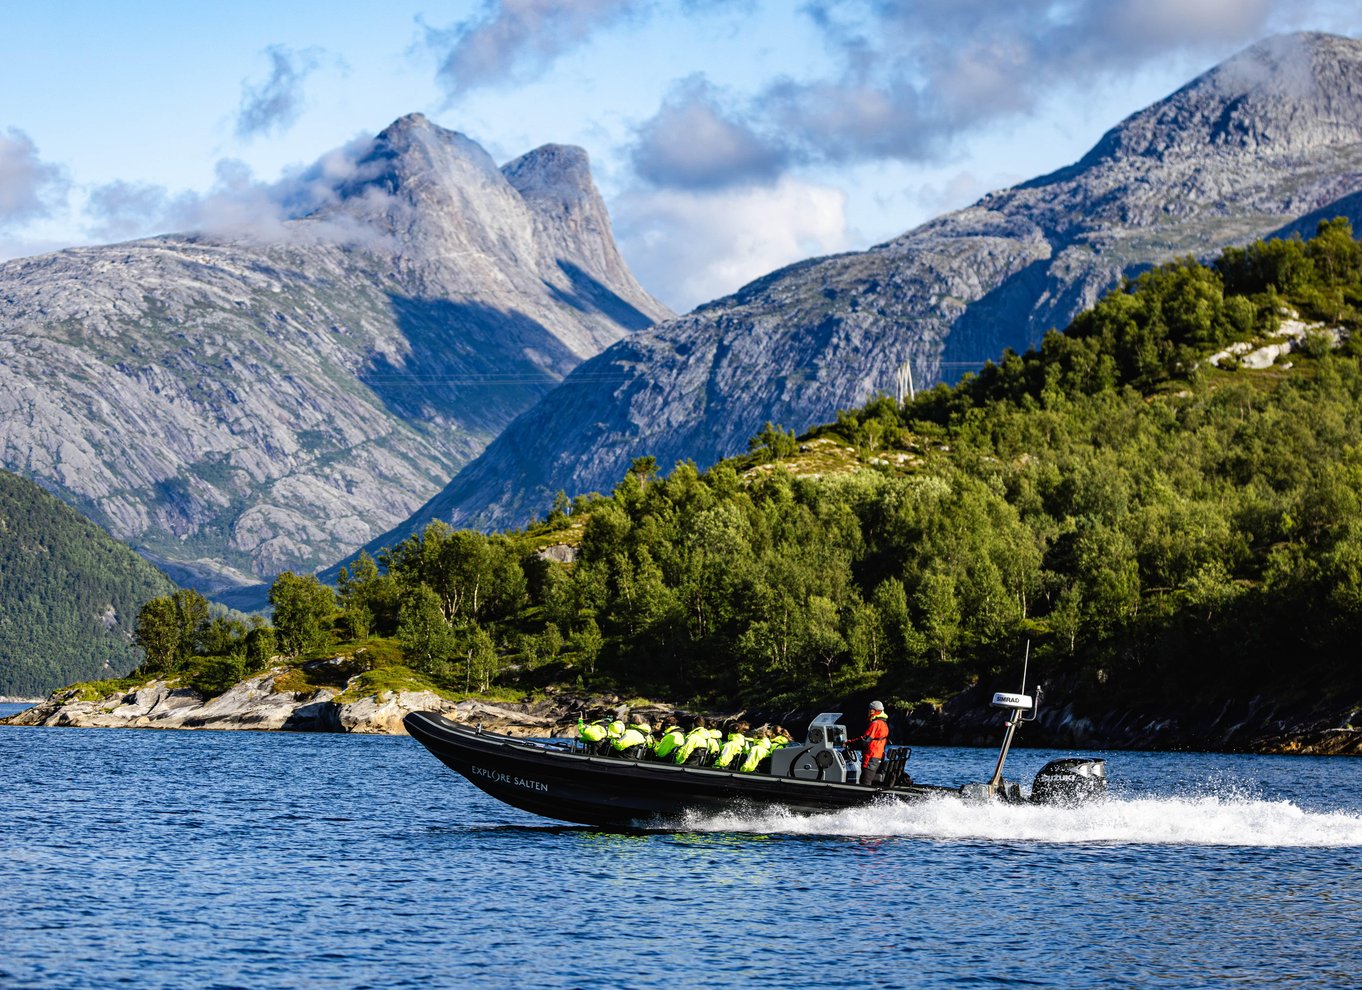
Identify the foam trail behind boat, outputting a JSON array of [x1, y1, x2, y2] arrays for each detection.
[[680, 793, 1362, 847]]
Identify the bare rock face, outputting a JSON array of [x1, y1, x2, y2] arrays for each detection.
[[0, 114, 670, 592], [2, 675, 333, 730], [1, 670, 562, 736], [374, 32, 1362, 537]]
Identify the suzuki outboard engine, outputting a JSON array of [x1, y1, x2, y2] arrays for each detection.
[[1031, 758, 1107, 805], [769, 713, 859, 784]]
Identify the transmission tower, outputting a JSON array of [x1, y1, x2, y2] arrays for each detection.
[[895, 360, 915, 404]]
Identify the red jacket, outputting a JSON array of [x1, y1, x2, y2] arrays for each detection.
[[853, 713, 889, 766]]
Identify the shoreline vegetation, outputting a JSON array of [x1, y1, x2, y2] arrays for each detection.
[[0, 469, 178, 697], [7, 224, 1362, 755]]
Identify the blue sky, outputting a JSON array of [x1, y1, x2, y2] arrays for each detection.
[[1, 1, 1358, 312]]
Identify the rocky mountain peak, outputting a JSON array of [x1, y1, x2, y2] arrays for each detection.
[[501, 143, 644, 298], [359, 113, 502, 187], [380, 110, 435, 134], [503, 144, 594, 207], [1074, 32, 1362, 169], [321, 118, 660, 316], [981, 32, 1362, 242]]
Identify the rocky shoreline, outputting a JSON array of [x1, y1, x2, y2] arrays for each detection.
[[0, 667, 573, 737], [5, 669, 1361, 756], [892, 682, 1362, 757]]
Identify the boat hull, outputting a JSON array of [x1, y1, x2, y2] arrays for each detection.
[[404, 711, 936, 828]]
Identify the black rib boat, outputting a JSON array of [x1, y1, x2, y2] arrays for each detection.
[[404, 690, 1107, 829]]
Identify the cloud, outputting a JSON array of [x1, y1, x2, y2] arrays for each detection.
[[80, 134, 401, 250], [82, 162, 290, 244], [614, 176, 850, 311], [631, 76, 789, 189], [630, 0, 1320, 191], [425, 0, 751, 101], [1079, 0, 1280, 57], [0, 128, 70, 228], [235, 45, 323, 140], [83, 180, 181, 242], [426, 0, 639, 100]]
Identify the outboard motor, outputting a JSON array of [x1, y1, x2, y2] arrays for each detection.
[[769, 713, 859, 784], [962, 647, 1112, 806], [1031, 758, 1107, 805]]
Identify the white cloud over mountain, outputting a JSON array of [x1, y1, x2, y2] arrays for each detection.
[[0, 129, 69, 228], [614, 176, 850, 311]]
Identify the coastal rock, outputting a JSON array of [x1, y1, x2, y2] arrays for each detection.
[[110, 682, 202, 722], [337, 691, 453, 734], [183, 675, 335, 731], [0, 669, 561, 736], [451, 699, 563, 736], [3, 675, 328, 730]]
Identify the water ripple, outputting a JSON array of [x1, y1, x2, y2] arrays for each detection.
[[3, 725, 1361, 989]]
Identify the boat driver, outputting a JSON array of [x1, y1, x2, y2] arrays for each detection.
[[850, 701, 890, 786]]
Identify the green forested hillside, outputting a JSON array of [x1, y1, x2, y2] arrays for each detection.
[[0, 470, 177, 695], [130, 221, 1362, 714]]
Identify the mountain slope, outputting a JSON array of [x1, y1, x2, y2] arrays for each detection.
[[0, 469, 177, 695], [377, 31, 1362, 537], [0, 114, 671, 592]]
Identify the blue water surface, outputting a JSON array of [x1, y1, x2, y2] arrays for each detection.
[[3, 709, 1361, 989]]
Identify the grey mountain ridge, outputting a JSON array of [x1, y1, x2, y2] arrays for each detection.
[[362, 31, 1362, 546], [0, 114, 671, 592]]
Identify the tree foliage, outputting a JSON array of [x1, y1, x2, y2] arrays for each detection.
[[0, 469, 177, 696], [268, 572, 336, 659], [104, 220, 1362, 710]]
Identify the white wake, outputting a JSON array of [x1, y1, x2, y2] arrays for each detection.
[[679, 793, 1362, 847]]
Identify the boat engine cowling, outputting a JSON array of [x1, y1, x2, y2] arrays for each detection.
[[1030, 757, 1107, 805]]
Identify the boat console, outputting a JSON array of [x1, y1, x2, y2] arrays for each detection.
[[769, 713, 860, 784]]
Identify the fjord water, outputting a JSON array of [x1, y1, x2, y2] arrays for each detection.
[[4, 708, 1361, 990]]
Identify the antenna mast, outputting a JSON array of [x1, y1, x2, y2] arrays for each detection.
[[988, 641, 1038, 793]]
